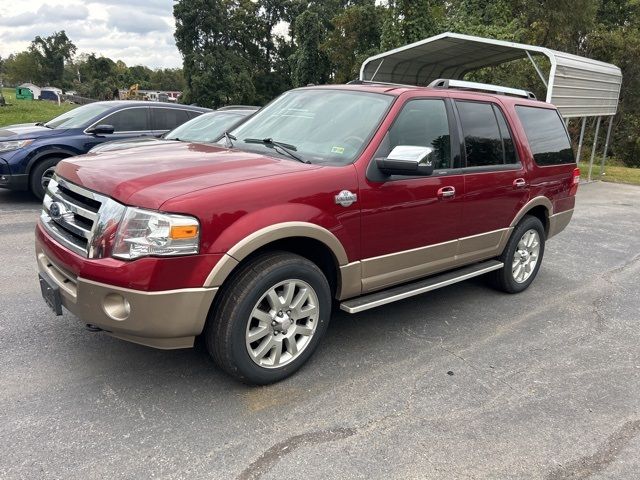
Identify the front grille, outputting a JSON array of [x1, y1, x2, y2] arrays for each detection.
[[41, 175, 108, 257]]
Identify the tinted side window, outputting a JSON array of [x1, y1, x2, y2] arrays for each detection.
[[385, 99, 451, 170], [516, 106, 574, 165], [456, 101, 503, 167], [103, 108, 149, 132], [493, 105, 518, 164], [152, 108, 191, 131]]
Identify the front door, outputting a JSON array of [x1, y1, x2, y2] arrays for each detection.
[[358, 98, 465, 293]]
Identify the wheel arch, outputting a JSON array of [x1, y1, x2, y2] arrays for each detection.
[[510, 196, 552, 237], [204, 222, 360, 300], [26, 148, 77, 175]]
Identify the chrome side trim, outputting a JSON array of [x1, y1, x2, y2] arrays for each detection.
[[341, 260, 504, 313]]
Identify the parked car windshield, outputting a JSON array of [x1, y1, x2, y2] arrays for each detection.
[[44, 103, 113, 129], [165, 112, 247, 143], [228, 89, 393, 165]]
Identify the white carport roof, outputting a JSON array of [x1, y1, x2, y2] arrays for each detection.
[[359, 32, 622, 118]]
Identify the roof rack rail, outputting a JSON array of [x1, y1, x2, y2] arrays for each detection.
[[428, 79, 536, 99], [216, 105, 258, 111], [347, 79, 416, 88]]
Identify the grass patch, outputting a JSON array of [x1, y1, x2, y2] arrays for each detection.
[[579, 161, 640, 186], [0, 88, 76, 127]]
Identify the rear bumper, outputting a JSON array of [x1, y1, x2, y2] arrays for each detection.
[[36, 245, 217, 349], [548, 208, 574, 239]]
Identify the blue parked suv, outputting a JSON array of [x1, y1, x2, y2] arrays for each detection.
[[0, 101, 210, 199]]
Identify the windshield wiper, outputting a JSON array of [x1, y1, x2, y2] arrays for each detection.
[[36, 122, 53, 129], [223, 131, 236, 148], [243, 138, 309, 164]]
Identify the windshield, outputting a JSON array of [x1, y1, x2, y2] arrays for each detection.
[[227, 89, 393, 165], [45, 103, 112, 129], [165, 112, 246, 142]]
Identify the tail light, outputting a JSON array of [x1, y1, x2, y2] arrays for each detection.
[[569, 167, 580, 196]]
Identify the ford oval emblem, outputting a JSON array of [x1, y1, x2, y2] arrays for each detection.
[[49, 202, 63, 220]]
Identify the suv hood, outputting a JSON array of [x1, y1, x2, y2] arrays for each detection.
[[56, 141, 321, 210], [90, 137, 164, 154], [0, 124, 67, 140]]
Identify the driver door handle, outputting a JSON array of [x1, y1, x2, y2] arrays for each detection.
[[437, 186, 456, 199], [513, 178, 527, 189]]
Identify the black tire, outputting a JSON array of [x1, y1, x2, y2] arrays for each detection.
[[29, 157, 64, 200], [204, 251, 332, 385], [492, 215, 545, 293]]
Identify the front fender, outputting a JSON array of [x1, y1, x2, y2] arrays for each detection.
[[207, 203, 349, 262]]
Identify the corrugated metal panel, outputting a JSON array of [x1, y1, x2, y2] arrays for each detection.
[[360, 33, 622, 118]]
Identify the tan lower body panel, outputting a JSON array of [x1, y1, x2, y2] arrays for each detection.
[[547, 208, 574, 239], [37, 249, 217, 349], [359, 228, 512, 294]]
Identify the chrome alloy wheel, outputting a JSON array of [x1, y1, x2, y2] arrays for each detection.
[[245, 279, 319, 369], [512, 229, 540, 283], [41, 166, 57, 191]]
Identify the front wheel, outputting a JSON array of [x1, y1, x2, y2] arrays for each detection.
[[492, 215, 545, 293], [29, 157, 64, 200], [205, 252, 332, 385]]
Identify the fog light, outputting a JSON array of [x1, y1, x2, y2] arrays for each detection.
[[103, 293, 131, 321]]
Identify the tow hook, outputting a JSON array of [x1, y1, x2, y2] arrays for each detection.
[[85, 324, 103, 332]]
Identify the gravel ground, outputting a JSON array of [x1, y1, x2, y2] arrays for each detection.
[[0, 181, 639, 480]]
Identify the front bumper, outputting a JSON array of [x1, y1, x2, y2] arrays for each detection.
[[36, 245, 218, 349], [0, 172, 28, 191]]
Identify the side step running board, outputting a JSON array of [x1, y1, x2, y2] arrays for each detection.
[[340, 260, 504, 314]]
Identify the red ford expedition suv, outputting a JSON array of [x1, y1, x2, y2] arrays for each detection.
[[36, 80, 579, 384]]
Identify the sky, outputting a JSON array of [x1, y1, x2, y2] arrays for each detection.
[[0, 0, 183, 69]]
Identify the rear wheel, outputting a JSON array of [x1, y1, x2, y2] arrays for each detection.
[[205, 252, 332, 385], [492, 215, 545, 293], [29, 157, 64, 200]]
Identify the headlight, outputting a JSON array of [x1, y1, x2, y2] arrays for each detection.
[[112, 207, 200, 260], [0, 139, 35, 153]]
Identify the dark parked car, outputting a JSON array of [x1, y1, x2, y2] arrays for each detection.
[[89, 106, 258, 154], [0, 101, 210, 199]]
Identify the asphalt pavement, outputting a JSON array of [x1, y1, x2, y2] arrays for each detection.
[[1, 182, 639, 479]]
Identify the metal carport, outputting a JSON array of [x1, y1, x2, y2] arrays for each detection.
[[359, 32, 623, 180]]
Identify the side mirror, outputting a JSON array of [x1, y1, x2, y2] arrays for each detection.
[[87, 124, 115, 135], [376, 145, 435, 176]]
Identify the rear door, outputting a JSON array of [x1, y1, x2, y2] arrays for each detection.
[[151, 107, 194, 136], [514, 105, 577, 214], [454, 99, 530, 260]]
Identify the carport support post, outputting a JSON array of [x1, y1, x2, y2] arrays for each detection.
[[588, 116, 602, 182], [600, 116, 614, 176], [576, 117, 586, 164]]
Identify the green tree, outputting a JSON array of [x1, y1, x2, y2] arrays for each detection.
[[3, 51, 42, 85], [381, 0, 445, 50], [323, 3, 385, 83], [29, 31, 77, 86], [75, 54, 119, 99], [290, 10, 329, 86], [174, 0, 259, 107]]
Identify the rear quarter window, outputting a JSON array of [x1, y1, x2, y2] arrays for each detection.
[[515, 106, 574, 166]]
